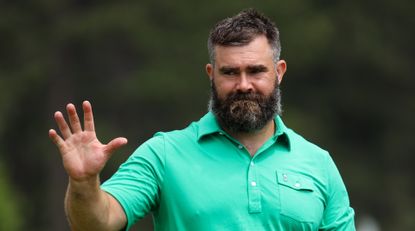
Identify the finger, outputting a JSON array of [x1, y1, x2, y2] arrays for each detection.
[[66, 103, 82, 133], [54, 111, 72, 139], [48, 129, 66, 153], [104, 137, 128, 157], [83, 101, 95, 132]]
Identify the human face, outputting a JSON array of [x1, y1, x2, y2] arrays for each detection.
[[206, 35, 287, 132], [206, 35, 286, 101]]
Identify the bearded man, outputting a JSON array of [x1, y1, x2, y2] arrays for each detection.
[[49, 9, 355, 231]]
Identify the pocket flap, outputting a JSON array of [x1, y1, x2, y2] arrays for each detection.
[[276, 170, 314, 191]]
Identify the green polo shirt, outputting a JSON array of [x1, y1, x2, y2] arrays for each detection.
[[101, 112, 355, 230]]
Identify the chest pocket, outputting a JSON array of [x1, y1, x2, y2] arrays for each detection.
[[276, 170, 324, 225]]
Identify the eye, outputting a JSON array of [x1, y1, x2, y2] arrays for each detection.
[[223, 70, 237, 75], [249, 69, 261, 75], [220, 67, 240, 76]]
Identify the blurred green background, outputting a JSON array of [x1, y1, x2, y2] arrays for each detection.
[[0, 0, 414, 230]]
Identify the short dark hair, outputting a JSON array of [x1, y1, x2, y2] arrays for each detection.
[[207, 9, 281, 65]]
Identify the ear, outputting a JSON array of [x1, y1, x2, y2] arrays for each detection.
[[206, 63, 214, 81], [276, 60, 287, 84]]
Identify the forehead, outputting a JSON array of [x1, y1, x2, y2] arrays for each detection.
[[214, 36, 274, 67]]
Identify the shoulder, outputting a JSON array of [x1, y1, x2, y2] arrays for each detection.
[[134, 121, 199, 155], [285, 127, 330, 159], [153, 121, 198, 143]]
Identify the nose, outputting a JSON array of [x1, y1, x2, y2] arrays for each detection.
[[236, 74, 253, 93]]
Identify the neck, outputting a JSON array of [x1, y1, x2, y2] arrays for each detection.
[[225, 119, 275, 157]]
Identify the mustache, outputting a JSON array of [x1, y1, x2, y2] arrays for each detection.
[[224, 91, 265, 102]]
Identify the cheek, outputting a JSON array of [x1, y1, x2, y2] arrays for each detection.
[[253, 79, 276, 94], [213, 79, 235, 98]]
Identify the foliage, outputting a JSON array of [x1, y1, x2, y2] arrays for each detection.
[[0, 162, 21, 231]]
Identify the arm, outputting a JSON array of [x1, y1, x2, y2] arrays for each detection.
[[65, 178, 126, 231], [319, 155, 355, 230], [49, 101, 128, 231]]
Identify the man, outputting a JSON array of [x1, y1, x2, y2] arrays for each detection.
[[49, 9, 355, 231]]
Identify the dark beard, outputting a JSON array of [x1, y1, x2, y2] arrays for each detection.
[[209, 81, 282, 133]]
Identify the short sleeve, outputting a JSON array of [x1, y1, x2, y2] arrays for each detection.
[[319, 154, 355, 230], [101, 134, 165, 230]]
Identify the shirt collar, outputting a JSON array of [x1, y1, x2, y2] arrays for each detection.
[[197, 111, 291, 150], [196, 112, 223, 139], [273, 115, 291, 150]]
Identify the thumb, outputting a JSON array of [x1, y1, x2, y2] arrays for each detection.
[[104, 137, 128, 157]]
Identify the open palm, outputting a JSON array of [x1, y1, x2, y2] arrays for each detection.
[[49, 101, 127, 182]]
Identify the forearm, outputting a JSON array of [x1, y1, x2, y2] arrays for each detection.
[[65, 177, 122, 231]]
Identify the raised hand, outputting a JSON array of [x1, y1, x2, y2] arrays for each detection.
[[49, 101, 127, 182]]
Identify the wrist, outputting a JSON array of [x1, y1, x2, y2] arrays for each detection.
[[67, 176, 101, 199]]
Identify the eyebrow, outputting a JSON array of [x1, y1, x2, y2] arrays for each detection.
[[219, 65, 269, 73], [246, 65, 268, 72]]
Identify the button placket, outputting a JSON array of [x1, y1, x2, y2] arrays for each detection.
[[247, 159, 262, 213]]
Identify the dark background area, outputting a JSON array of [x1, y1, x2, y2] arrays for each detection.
[[0, 0, 414, 230]]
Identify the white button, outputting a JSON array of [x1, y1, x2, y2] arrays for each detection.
[[219, 132, 224, 135], [294, 182, 301, 188], [283, 174, 288, 182], [251, 181, 257, 187], [250, 162, 254, 166], [238, 144, 243, 149]]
